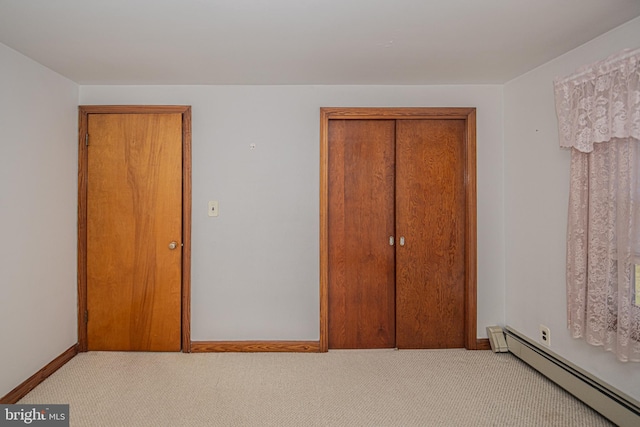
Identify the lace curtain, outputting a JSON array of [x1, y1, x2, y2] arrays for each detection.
[[554, 48, 640, 362]]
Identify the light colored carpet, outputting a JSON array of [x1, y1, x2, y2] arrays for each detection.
[[19, 349, 612, 426]]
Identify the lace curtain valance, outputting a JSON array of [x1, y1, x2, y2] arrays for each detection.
[[555, 48, 640, 362], [554, 48, 640, 152]]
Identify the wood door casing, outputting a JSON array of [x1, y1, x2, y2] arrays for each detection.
[[86, 113, 182, 351], [328, 120, 396, 349], [395, 119, 466, 349]]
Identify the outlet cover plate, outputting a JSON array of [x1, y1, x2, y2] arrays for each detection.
[[539, 324, 551, 347]]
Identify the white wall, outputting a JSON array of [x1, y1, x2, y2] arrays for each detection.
[[0, 43, 78, 397], [3, 7, 639, 406], [504, 16, 640, 401], [80, 85, 505, 341]]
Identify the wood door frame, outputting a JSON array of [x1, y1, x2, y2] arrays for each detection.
[[77, 105, 192, 352], [320, 107, 477, 352]]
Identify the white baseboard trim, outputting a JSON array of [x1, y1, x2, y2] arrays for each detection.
[[505, 327, 639, 427]]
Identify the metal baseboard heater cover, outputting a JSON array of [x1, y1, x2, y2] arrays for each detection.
[[505, 327, 640, 427]]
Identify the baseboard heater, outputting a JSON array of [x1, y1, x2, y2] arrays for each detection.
[[504, 327, 640, 427]]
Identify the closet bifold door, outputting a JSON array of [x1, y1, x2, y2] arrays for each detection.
[[328, 120, 396, 349], [395, 119, 466, 349]]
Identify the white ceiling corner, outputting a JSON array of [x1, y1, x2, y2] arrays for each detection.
[[1, 0, 639, 85]]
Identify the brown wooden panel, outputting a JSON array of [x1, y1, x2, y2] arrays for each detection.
[[328, 120, 396, 349], [476, 339, 491, 350], [77, 108, 89, 352], [395, 119, 466, 349], [322, 107, 476, 120], [181, 107, 193, 352], [320, 108, 477, 352], [465, 110, 478, 350], [319, 109, 330, 352], [191, 341, 320, 353], [87, 113, 182, 351]]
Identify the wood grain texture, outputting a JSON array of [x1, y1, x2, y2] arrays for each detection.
[[87, 113, 182, 351], [320, 107, 477, 351], [476, 339, 491, 350], [78, 106, 192, 353], [181, 107, 192, 352], [77, 109, 89, 352], [191, 341, 320, 353], [0, 345, 78, 404], [322, 107, 476, 120], [328, 120, 396, 349], [319, 109, 330, 352], [465, 110, 478, 349], [395, 119, 466, 349], [78, 105, 192, 115]]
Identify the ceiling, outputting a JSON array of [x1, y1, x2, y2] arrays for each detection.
[[1, 0, 639, 85]]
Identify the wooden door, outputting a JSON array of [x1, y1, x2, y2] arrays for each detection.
[[326, 114, 469, 350], [86, 113, 183, 351], [395, 119, 466, 348], [328, 120, 396, 349]]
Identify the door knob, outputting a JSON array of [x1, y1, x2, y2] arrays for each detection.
[[389, 236, 395, 246], [168, 241, 178, 250], [399, 236, 405, 246]]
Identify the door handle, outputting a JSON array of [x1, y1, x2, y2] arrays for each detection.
[[389, 236, 395, 246], [399, 236, 405, 246], [168, 241, 178, 250]]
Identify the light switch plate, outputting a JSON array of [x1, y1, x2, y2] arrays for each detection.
[[208, 200, 219, 217]]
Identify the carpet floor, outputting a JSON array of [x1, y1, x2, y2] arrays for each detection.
[[19, 349, 613, 426]]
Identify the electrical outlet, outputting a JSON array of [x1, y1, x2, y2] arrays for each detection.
[[539, 324, 551, 347]]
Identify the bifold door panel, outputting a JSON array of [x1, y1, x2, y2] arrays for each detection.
[[328, 118, 466, 349], [395, 119, 465, 349], [328, 120, 396, 349]]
